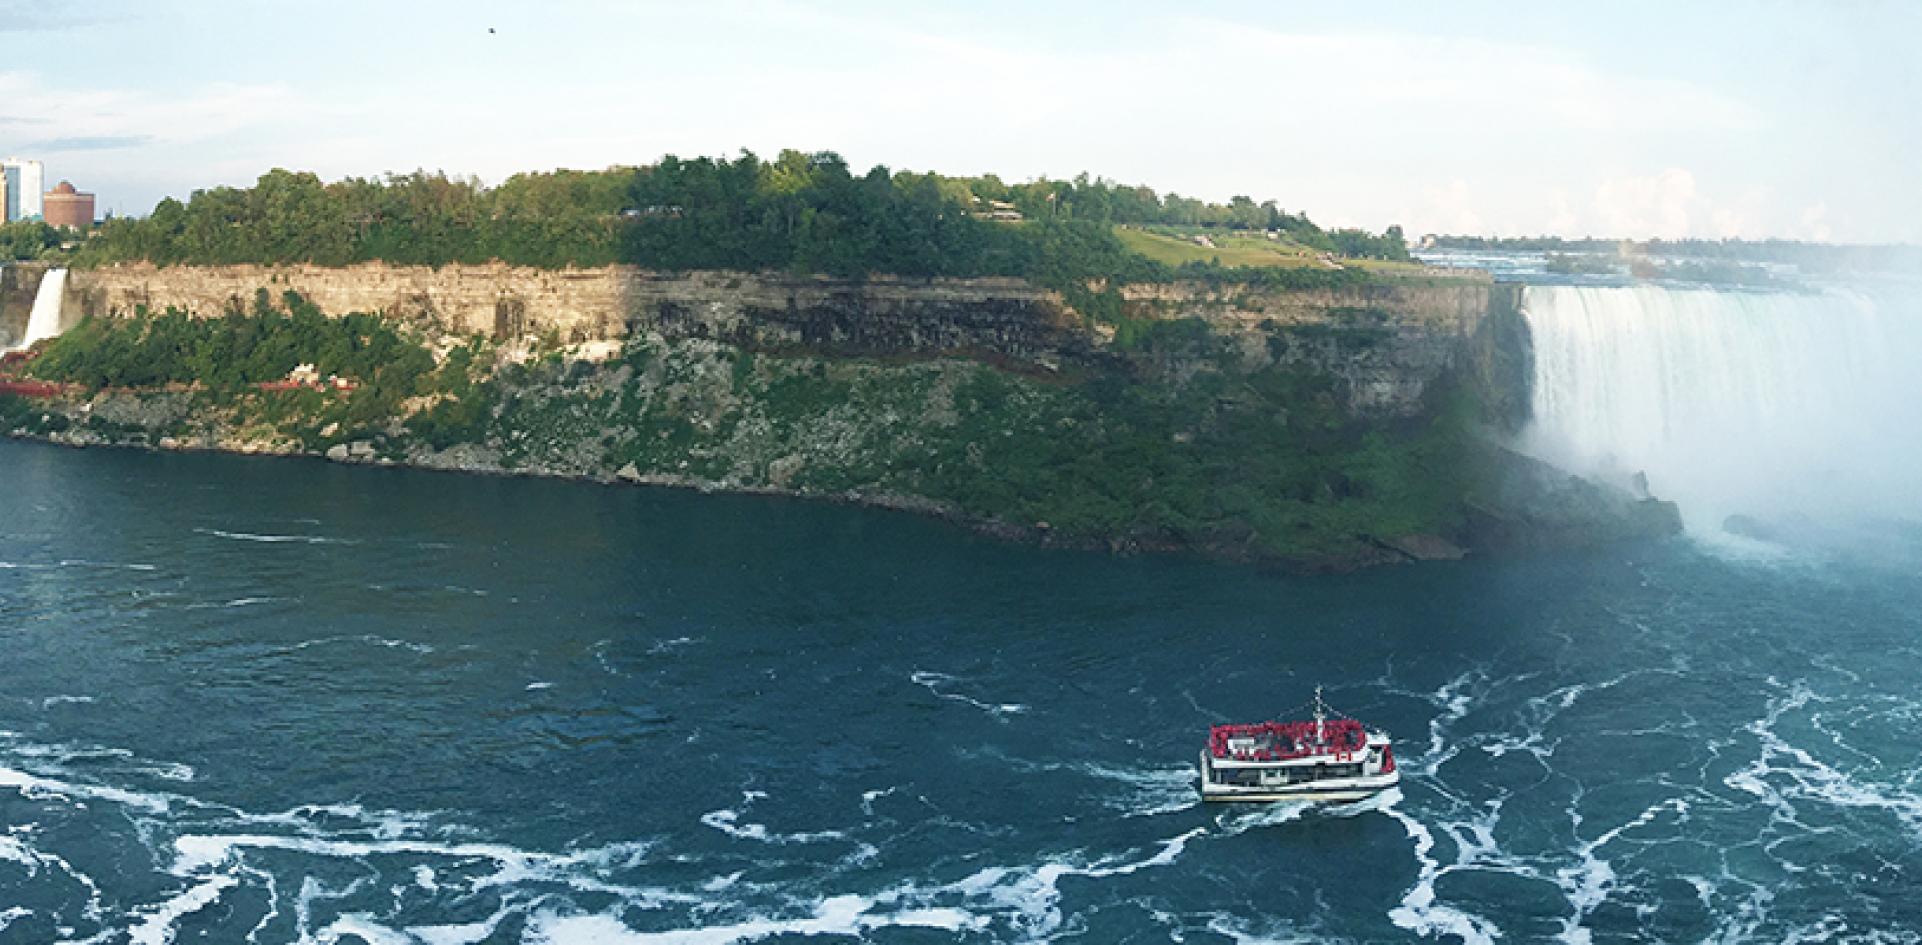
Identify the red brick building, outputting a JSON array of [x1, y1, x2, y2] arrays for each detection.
[[42, 181, 94, 229]]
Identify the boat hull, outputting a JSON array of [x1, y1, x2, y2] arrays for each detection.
[[1199, 783, 1393, 803], [1198, 750, 1400, 803]]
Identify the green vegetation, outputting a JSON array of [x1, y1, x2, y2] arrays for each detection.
[[77, 169, 624, 268], [1116, 227, 1326, 269], [30, 291, 431, 393], [9, 297, 1479, 564], [74, 151, 1414, 302], [0, 221, 66, 261]]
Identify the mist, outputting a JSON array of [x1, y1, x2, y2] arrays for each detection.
[[1516, 282, 1922, 543]]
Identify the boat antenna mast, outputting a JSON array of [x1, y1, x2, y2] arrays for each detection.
[[1314, 685, 1326, 744]]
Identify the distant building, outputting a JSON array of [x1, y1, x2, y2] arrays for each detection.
[[1, 158, 44, 222], [970, 197, 1024, 222], [43, 181, 95, 229]]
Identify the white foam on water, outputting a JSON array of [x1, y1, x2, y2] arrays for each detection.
[[0, 823, 107, 924], [305, 910, 517, 945], [1552, 798, 1688, 944], [1197, 912, 1328, 945], [56, 559, 159, 571], [966, 750, 1198, 817], [858, 787, 896, 817], [236, 801, 438, 841], [1082, 762, 1198, 818], [406, 909, 516, 945], [911, 670, 1029, 720], [647, 636, 702, 655], [0, 835, 39, 872], [40, 695, 95, 709], [525, 894, 983, 945], [1212, 801, 1313, 837], [184, 597, 282, 610], [169, 831, 667, 906], [700, 792, 849, 845], [939, 827, 1207, 940], [284, 635, 435, 655], [1378, 789, 1503, 945], [1725, 681, 1922, 840], [1701, 877, 1777, 945], [125, 874, 237, 945], [0, 763, 175, 814], [1409, 670, 1483, 777], [1483, 668, 1679, 764], [521, 823, 1208, 945], [194, 528, 357, 545]]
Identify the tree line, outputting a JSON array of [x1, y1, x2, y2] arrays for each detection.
[[74, 150, 1410, 283]]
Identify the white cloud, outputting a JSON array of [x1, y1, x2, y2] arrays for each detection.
[[0, 72, 297, 148], [4, 2, 1907, 241], [1592, 168, 1700, 238]]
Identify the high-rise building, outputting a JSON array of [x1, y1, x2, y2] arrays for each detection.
[[43, 181, 95, 229], [0, 166, 9, 223], [1, 158, 44, 222]]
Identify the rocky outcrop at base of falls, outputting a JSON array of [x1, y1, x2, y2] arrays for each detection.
[[1459, 445, 1684, 553]]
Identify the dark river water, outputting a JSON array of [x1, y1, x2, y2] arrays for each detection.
[[2, 440, 1919, 944]]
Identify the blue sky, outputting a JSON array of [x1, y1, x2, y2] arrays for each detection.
[[2, 0, 1915, 241]]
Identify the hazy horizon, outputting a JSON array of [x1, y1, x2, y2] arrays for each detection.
[[0, 0, 1915, 243]]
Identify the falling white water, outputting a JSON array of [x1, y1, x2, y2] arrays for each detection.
[[15, 267, 68, 349], [1520, 284, 1922, 533]]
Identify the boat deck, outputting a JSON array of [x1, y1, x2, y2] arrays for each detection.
[[1208, 718, 1370, 764]]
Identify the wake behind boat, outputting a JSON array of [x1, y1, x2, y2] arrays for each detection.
[[1199, 687, 1399, 802]]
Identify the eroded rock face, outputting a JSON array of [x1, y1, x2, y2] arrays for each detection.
[[1118, 280, 1514, 418], [64, 264, 1098, 368], [1461, 445, 1684, 551], [61, 263, 1509, 419]]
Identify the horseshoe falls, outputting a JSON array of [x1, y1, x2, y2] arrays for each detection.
[[1519, 283, 1922, 537]]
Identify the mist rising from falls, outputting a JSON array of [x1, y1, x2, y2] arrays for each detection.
[[16, 267, 68, 350], [1520, 284, 1922, 535]]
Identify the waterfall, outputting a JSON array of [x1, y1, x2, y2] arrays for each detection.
[[15, 267, 68, 350], [1520, 283, 1922, 533]]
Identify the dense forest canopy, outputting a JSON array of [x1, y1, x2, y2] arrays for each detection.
[[0, 221, 69, 262], [71, 151, 1409, 288]]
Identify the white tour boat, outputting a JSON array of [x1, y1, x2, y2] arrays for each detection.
[[1199, 687, 1399, 803]]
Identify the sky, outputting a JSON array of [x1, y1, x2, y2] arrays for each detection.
[[0, 0, 1916, 242]]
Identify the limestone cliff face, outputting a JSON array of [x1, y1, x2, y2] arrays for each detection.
[[1120, 279, 1513, 416], [65, 263, 1099, 366], [67, 262, 629, 342], [61, 262, 1511, 418]]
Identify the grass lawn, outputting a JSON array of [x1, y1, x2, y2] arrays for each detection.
[[1114, 226, 1329, 269], [1115, 226, 1486, 282]]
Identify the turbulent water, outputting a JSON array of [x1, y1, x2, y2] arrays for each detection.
[[1521, 283, 1922, 534], [2, 442, 1920, 943]]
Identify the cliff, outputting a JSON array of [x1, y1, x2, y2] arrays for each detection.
[[1, 264, 1676, 569], [57, 262, 1502, 418]]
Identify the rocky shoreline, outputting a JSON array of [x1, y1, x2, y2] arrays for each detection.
[[5, 380, 1681, 573]]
